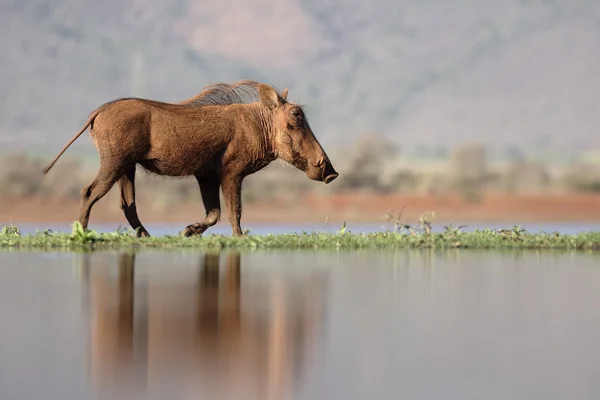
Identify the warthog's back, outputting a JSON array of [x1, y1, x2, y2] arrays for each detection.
[[94, 99, 249, 177]]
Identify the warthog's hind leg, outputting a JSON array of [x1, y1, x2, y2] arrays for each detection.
[[78, 161, 124, 230], [183, 177, 221, 237], [118, 166, 150, 237]]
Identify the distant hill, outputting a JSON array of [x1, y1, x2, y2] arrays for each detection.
[[1, 0, 599, 162]]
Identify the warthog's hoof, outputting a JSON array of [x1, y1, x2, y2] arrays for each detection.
[[182, 224, 206, 237], [137, 230, 151, 238]]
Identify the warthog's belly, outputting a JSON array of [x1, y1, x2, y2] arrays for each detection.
[[138, 157, 221, 177]]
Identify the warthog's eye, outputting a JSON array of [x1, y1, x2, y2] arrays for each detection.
[[290, 108, 302, 119]]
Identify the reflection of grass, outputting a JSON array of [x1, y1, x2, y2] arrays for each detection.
[[1, 221, 600, 251]]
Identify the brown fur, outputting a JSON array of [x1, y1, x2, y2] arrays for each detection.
[[42, 80, 338, 237]]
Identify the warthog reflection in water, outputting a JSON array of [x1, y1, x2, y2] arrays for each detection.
[[81, 251, 327, 399]]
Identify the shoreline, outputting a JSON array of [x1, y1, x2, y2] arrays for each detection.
[[2, 225, 600, 251]]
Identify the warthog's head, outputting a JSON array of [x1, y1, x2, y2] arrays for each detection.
[[258, 84, 338, 184]]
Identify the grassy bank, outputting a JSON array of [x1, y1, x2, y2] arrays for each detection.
[[1, 222, 600, 251]]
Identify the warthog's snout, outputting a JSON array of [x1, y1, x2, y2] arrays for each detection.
[[316, 156, 338, 184], [324, 172, 338, 184]]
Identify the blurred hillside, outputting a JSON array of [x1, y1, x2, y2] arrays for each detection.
[[1, 0, 600, 162]]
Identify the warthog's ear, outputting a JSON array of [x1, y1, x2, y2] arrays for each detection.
[[258, 84, 284, 109], [280, 88, 289, 100]]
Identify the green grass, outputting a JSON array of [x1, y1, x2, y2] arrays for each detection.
[[1, 221, 600, 251]]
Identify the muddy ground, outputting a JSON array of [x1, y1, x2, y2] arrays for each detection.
[[2, 193, 599, 227]]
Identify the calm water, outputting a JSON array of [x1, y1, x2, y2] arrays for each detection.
[[1, 250, 600, 400]]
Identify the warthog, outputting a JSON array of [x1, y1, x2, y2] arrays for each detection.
[[42, 80, 338, 237]]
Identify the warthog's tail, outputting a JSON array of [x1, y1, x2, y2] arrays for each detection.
[[42, 108, 103, 175]]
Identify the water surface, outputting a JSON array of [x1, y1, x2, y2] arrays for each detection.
[[1, 250, 600, 399]]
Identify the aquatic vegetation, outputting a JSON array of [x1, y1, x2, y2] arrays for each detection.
[[1, 221, 599, 251], [1, 225, 20, 236]]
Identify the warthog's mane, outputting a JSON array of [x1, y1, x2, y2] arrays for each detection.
[[184, 80, 263, 107], [98, 80, 276, 111]]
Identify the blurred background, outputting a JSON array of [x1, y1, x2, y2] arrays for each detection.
[[1, 0, 600, 229]]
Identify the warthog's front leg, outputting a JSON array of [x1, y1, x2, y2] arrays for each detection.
[[183, 177, 221, 237], [221, 175, 244, 237]]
